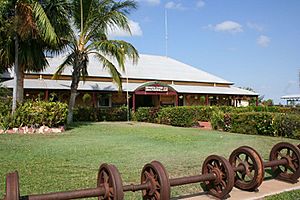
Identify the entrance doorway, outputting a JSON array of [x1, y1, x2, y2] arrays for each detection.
[[135, 95, 159, 108]]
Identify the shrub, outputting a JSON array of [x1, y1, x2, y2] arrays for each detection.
[[73, 106, 128, 122], [229, 112, 274, 136], [226, 112, 300, 139], [73, 106, 97, 121], [157, 107, 196, 127], [132, 107, 159, 123], [210, 110, 225, 130], [0, 101, 68, 129], [82, 93, 92, 105], [273, 113, 300, 138], [98, 106, 128, 121]]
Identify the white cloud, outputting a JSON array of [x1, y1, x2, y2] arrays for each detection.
[[215, 21, 243, 33], [139, 0, 160, 6], [196, 0, 205, 8], [206, 21, 243, 33], [257, 35, 271, 47], [247, 22, 264, 32], [165, 1, 186, 10], [108, 20, 143, 37]]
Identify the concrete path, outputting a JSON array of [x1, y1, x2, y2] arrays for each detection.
[[174, 179, 300, 200]]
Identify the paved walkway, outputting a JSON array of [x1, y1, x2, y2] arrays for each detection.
[[174, 179, 300, 200]]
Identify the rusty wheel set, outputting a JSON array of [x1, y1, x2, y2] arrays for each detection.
[[3, 142, 300, 200]]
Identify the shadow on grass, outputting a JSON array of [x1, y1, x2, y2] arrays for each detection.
[[171, 191, 210, 200], [264, 168, 275, 181], [65, 121, 96, 131]]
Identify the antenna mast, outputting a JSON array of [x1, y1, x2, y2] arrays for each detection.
[[165, 9, 168, 57], [298, 69, 300, 91]]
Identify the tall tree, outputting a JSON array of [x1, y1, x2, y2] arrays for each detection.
[[0, 0, 72, 111], [54, 0, 139, 124]]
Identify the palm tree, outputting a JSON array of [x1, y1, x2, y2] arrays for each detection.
[[0, 0, 72, 111], [54, 0, 139, 124]]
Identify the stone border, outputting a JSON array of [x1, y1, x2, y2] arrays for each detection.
[[0, 125, 65, 134]]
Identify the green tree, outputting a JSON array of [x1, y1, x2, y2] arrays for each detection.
[[54, 0, 139, 124], [0, 0, 71, 111], [262, 99, 274, 106]]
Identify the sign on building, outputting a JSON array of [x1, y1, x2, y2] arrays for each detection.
[[145, 86, 169, 92]]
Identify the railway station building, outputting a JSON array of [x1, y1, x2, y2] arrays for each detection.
[[2, 54, 258, 110]]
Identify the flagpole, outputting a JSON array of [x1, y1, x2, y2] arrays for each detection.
[[165, 9, 168, 57], [126, 71, 130, 122]]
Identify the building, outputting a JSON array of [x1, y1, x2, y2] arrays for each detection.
[[281, 94, 300, 106], [2, 54, 258, 110]]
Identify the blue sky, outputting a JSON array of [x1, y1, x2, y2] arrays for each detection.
[[112, 0, 300, 104]]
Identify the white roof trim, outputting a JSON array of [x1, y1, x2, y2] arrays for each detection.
[[2, 79, 258, 96], [281, 94, 300, 100]]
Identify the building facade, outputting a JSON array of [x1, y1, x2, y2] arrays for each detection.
[[2, 54, 258, 109]]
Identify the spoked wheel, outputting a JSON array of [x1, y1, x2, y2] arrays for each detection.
[[229, 146, 264, 191], [202, 155, 235, 199], [97, 164, 124, 200], [269, 142, 300, 183], [5, 171, 20, 200], [141, 161, 170, 200]]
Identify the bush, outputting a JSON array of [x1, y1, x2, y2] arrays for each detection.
[[157, 107, 196, 127], [73, 106, 128, 122], [273, 113, 300, 138], [73, 106, 97, 121], [98, 106, 128, 121], [229, 112, 274, 136], [226, 112, 300, 139], [132, 107, 159, 123], [0, 101, 68, 129], [210, 110, 225, 130]]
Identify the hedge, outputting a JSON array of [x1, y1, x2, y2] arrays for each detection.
[[227, 112, 300, 139], [132, 106, 217, 125], [131, 107, 159, 123], [157, 107, 196, 127], [132, 106, 300, 139], [73, 106, 128, 122], [0, 101, 68, 129]]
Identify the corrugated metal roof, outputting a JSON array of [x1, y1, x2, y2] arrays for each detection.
[[38, 54, 233, 84], [173, 85, 258, 96], [2, 79, 257, 96], [281, 94, 300, 99]]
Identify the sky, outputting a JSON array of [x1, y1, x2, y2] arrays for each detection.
[[111, 0, 300, 104]]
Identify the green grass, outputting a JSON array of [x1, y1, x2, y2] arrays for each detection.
[[0, 122, 299, 199], [265, 190, 300, 200]]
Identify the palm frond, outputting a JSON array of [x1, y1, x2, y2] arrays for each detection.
[[72, 0, 94, 32], [53, 52, 76, 79], [42, 0, 73, 46], [93, 40, 138, 71], [16, 2, 37, 39], [31, 1, 58, 45], [93, 52, 122, 91], [86, 0, 137, 39], [111, 0, 137, 15]]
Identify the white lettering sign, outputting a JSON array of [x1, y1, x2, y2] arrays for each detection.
[[145, 86, 169, 92]]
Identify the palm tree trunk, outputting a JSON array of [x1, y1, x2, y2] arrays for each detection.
[[12, 36, 24, 112], [67, 71, 80, 124]]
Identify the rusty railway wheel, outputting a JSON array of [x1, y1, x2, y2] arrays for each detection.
[[229, 146, 264, 191], [269, 142, 300, 183], [5, 171, 20, 200], [141, 161, 170, 200], [202, 155, 235, 199], [97, 164, 124, 200]]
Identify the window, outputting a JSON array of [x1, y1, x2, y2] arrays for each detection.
[[98, 94, 111, 107]]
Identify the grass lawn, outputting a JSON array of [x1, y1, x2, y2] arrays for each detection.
[[0, 122, 299, 199], [265, 190, 300, 200]]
